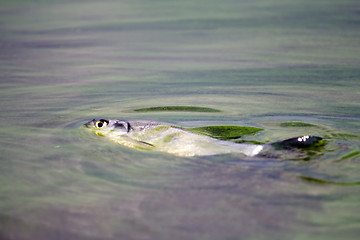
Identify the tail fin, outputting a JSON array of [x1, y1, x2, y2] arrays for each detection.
[[272, 136, 323, 149]]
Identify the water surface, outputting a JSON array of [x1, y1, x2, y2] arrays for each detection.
[[0, 0, 360, 239]]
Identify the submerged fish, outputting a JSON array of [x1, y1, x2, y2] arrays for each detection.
[[84, 119, 322, 157]]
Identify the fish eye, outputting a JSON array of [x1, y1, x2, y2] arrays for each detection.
[[95, 120, 108, 129]]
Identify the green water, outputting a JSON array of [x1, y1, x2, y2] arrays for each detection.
[[1, 0, 360, 239]]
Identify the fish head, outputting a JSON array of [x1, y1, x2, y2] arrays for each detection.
[[84, 119, 131, 136]]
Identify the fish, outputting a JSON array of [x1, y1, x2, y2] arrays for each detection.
[[84, 119, 323, 157]]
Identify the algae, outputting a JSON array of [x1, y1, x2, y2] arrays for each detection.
[[340, 151, 360, 160], [331, 133, 360, 139], [186, 125, 263, 140], [125, 106, 221, 113], [153, 126, 170, 132], [280, 122, 316, 127], [300, 176, 360, 186]]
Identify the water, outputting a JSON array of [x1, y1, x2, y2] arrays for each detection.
[[1, 0, 360, 239]]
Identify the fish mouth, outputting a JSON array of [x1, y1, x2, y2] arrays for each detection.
[[84, 119, 96, 128]]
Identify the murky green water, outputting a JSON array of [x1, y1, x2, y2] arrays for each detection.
[[1, 0, 360, 239]]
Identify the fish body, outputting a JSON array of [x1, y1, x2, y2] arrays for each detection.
[[85, 119, 264, 157]]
